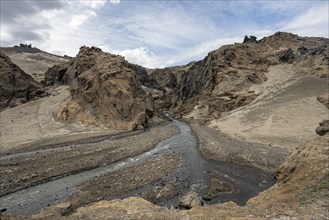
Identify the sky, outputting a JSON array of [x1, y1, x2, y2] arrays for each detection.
[[1, 0, 328, 68]]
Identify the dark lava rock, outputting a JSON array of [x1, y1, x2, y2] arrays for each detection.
[[0, 53, 46, 110], [297, 46, 308, 56], [243, 35, 257, 43], [278, 48, 295, 62], [44, 62, 69, 86], [223, 49, 236, 61]]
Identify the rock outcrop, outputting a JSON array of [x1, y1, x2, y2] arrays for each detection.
[[0, 53, 45, 110], [54, 47, 156, 130]]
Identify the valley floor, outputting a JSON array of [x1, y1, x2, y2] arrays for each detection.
[[0, 64, 328, 219]]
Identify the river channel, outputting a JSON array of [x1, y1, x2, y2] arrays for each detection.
[[0, 120, 275, 216]]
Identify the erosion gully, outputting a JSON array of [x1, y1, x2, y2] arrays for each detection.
[[0, 120, 275, 216]]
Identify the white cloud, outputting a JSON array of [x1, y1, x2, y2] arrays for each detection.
[[280, 3, 329, 37], [109, 5, 219, 51], [78, 0, 107, 9], [107, 37, 243, 68], [0, 24, 13, 44], [180, 37, 242, 61], [1, 1, 328, 68], [69, 10, 96, 29], [112, 47, 165, 68], [109, 0, 120, 4]]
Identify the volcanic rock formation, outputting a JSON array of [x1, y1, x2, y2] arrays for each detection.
[[0, 53, 45, 110], [53, 47, 155, 130]]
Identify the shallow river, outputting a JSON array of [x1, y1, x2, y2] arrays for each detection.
[[0, 120, 275, 216]]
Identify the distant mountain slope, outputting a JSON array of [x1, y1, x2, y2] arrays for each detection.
[[0, 44, 70, 82], [0, 53, 46, 110], [150, 32, 328, 121]]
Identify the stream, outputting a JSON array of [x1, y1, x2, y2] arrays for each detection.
[[0, 120, 275, 216]]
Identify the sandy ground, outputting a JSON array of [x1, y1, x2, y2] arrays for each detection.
[[0, 86, 113, 153], [209, 64, 329, 149]]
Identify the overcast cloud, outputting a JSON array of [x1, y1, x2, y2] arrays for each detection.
[[1, 0, 328, 68]]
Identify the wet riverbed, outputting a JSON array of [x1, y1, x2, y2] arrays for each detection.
[[0, 121, 275, 216]]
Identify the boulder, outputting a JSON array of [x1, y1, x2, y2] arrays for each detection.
[[179, 191, 203, 209], [317, 95, 329, 109], [316, 120, 329, 136], [316, 95, 329, 136]]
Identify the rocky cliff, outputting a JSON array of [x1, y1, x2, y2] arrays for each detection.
[[52, 47, 156, 130], [0, 53, 45, 110], [150, 32, 329, 120]]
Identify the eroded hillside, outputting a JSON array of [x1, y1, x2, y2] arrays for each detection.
[[150, 32, 328, 122]]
